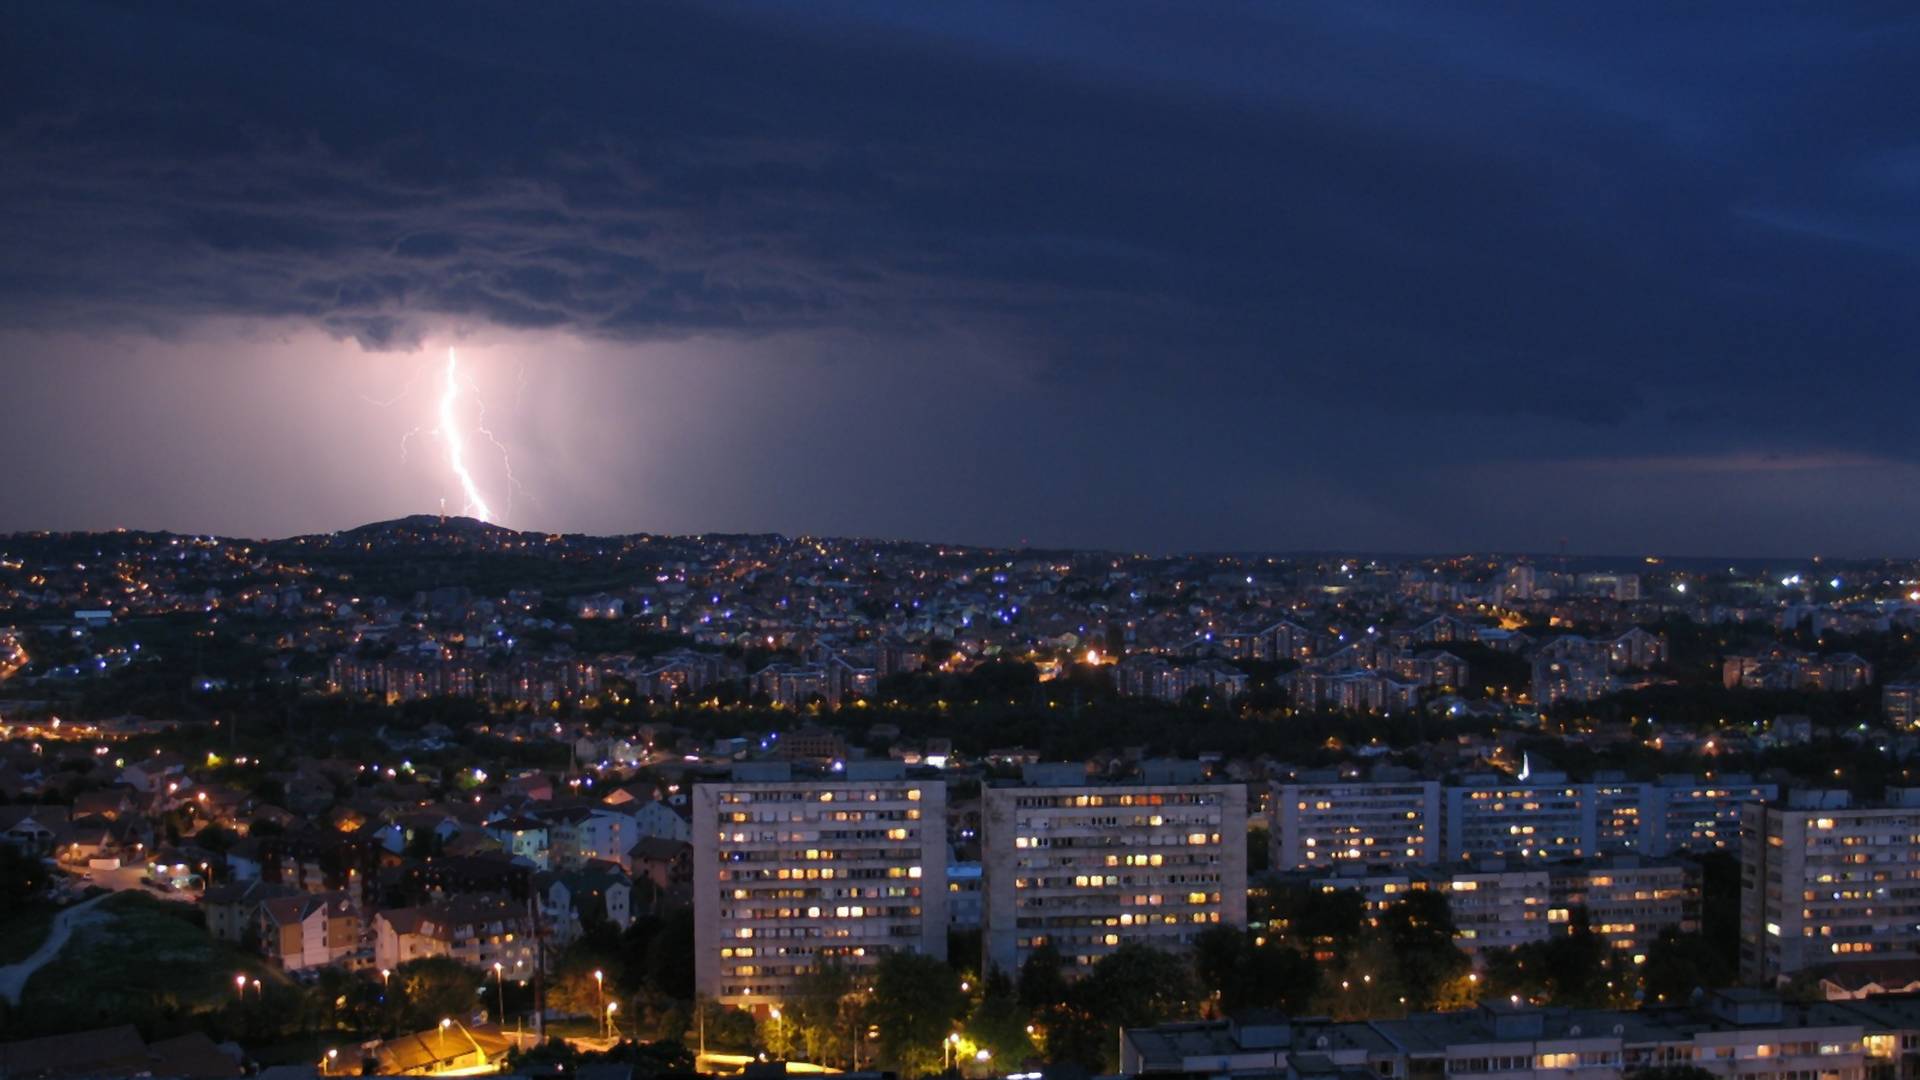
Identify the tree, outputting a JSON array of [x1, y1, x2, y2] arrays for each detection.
[[867, 951, 965, 1076], [1073, 944, 1197, 1070], [1378, 891, 1470, 1010], [1016, 943, 1069, 1015], [684, 995, 759, 1053], [1267, 881, 1364, 952], [1313, 935, 1411, 1020], [1481, 909, 1634, 1010], [547, 943, 622, 1021], [783, 960, 857, 1064], [644, 908, 696, 999], [965, 969, 1036, 1066], [0, 846, 50, 916], [393, 957, 484, 1032], [1192, 926, 1318, 1015], [1641, 928, 1733, 1006]]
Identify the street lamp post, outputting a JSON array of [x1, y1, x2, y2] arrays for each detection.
[[493, 962, 505, 1024], [594, 970, 605, 1037], [235, 974, 247, 1000], [439, 1018, 452, 1057], [606, 1001, 619, 1042], [770, 1006, 783, 1055]]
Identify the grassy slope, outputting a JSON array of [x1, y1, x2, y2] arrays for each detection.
[[9, 891, 281, 1036]]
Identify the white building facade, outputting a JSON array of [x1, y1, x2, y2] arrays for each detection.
[[692, 762, 947, 1011]]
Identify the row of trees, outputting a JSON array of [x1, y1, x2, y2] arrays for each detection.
[[147, 879, 1740, 1077], [531, 882, 1743, 1076]]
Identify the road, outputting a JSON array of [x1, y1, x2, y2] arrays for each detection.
[[0, 893, 111, 1005]]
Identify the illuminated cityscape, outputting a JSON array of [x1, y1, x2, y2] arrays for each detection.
[[4, 3, 1920, 1080]]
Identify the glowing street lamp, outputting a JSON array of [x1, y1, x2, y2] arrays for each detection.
[[493, 962, 506, 1023], [439, 1018, 452, 1055], [594, 969, 605, 1034], [235, 974, 247, 999], [606, 1000, 619, 1041]]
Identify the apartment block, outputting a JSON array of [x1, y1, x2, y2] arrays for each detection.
[[1279, 773, 1774, 867], [1442, 863, 1552, 952], [371, 894, 539, 979], [1650, 776, 1778, 855], [1444, 774, 1594, 861], [1740, 789, 1920, 983], [260, 891, 363, 972], [982, 762, 1247, 977], [1123, 991, 1897, 1080], [692, 762, 948, 1011], [1549, 856, 1698, 961], [1292, 854, 1697, 960], [1271, 774, 1441, 871]]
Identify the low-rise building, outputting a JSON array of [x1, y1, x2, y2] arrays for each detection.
[[372, 894, 540, 979], [260, 891, 363, 972], [1122, 992, 1896, 1080]]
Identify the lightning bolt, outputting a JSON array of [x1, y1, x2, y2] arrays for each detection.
[[439, 347, 495, 523], [465, 368, 523, 523]]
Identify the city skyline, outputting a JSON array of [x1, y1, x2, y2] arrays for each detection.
[[5, 4, 1920, 554]]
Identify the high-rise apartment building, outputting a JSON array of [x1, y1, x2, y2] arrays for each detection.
[[1293, 854, 1695, 961], [1276, 774, 1774, 867], [1740, 789, 1920, 983], [1444, 774, 1594, 861], [982, 762, 1247, 977], [1650, 776, 1777, 855], [692, 762, 947, 1011], [1271, 774, 1441, 871]]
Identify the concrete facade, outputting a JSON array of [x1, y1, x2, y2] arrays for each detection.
[[982, 765, 1248, 977], [692, 762, 947, 1010]]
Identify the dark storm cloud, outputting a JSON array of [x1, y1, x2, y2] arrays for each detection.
[[3, 1, 1920, 541]]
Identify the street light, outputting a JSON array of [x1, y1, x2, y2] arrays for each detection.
[[606, 1001, 619, 1041], [251, 978, 262, 998], [493, 962, 505, 1024], [770, 1006, 783, 1053], [439, 1018, 452, 1056], [235, 974, 247, 999], [594, 970, 605, 1036]]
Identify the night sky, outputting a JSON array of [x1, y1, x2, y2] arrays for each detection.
[[3, 3, 1918, 556]]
